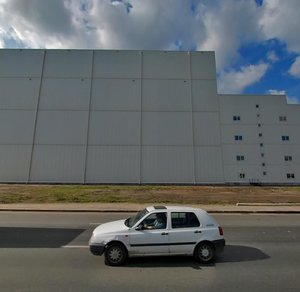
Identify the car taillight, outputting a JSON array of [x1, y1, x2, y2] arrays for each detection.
[[218, 226, 224, 236]]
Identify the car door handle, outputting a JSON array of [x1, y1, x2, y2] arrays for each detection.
[[161, 232, 169, 236], [194, 230, 202, 234]]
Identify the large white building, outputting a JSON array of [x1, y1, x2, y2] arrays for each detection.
[[0, 49, 299, 184]]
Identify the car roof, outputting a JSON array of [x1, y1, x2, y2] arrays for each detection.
[[146, 205, 207, 214]]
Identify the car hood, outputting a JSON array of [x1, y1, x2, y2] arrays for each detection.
[[93, 219, 129, 235]]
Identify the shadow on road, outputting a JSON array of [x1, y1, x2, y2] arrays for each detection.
[[124, 244, 269, 269], [0, 227, 85, 248]]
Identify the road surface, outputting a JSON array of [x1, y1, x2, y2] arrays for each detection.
[[0, 212, 299, 292]]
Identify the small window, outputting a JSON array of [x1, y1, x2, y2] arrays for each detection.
[[171, 212, 200, 229], [282, 136, 290, 141], [233, 115, 241, 121], [287, 173, 295, 179], [257, 114, 260, 118], [259, 133, 263, 137], [260, 143, 264, 147], [258, 123, 261, 127], [256, 104, 259, 108], [279, 116, 287, 122], [236, 155, 245, 161], [284, 156, 292, 161], [262, 163, 265, 167], [239, 173, 245, 179], [261, 153, 265, 157], [234, 135, 243, 141], [263, 171, 267, 176]]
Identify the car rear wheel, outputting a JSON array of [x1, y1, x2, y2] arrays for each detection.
[[105, 243, 127, 266], [194, 242, 215, 264]]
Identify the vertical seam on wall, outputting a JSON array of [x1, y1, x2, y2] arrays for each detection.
[[139, 51, 143, 184], [27, 50, 46, 183], [83, 50, 95, 184], [189, 52, 196, 185]]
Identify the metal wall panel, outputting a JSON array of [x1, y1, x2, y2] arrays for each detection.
[[190, 52, 216, 79], [222, 144, 261, 165], [221, 125, 259, 144], [88, 111, 140, 145], [34, 111, 88, 145], [223, 165, 263, 183], [91, 79, 141, 111], [0, 78, 39, 109], [194, 146, 223, 182], [287, 106, 300, 124], [0, 110, 36, 144], [93, 50, 141, 78], [141, 146, 194, 183], [0, 145, 31, 182], [39, 78, 90, 110], [143, 51, 189, 79], [0, 49, 44, 77], [193, 112, 221, 145], [263, 125, 300, 144], [142, 112, 193, 146], [43, 50, 92, 78], [192, 80, 218, 111], [265, 145, 300, 165], [30, 145, 85, 182], [142, 79, 191, 111], [85, 146, 140, 183]]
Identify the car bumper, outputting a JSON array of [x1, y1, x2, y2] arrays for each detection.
[[212, 239, 225, 253], [89, 244, 105, 256]]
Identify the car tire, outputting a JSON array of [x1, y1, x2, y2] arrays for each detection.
[[104, 243, 127, 266], [194, 242, 215, 264]]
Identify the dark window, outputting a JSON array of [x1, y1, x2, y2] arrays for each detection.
[[284, 156, 292, 161], [260, 143, 264, 147], [259, 133, 263, 137], [233, 115, 241, 121], [239, 173, 245, 179], [263, 171, 267, 176], [236, 155, 245, 161], [258, 123, 261, 127], [262, 163, 265, 167], [261, 153, 265, 157], [287, 173, 295, 179], [279, 116, 287, 122], [256, 104, 259, 108], [171, 212, 200, 229], [257, 114, 260, 118], [282, 136, 290, 141], [235, 135, 243, 141], [142, 212, 167, 230]]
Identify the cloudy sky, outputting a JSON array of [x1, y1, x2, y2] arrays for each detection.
[[0, 0, 299, 103]]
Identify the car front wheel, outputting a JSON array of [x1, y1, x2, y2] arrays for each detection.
[[194, 242, 215, 264], [105, 243, 127, 266]]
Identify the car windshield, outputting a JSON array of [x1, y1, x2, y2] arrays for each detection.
[[125, 208, 149, 228]]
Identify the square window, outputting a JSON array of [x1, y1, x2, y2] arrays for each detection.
[[234, 135, 243, 141], [262, 163, 265, 167], [239, 173, 245, 179], [287, 173, 295, 179], [282, 136, 290, 141], [284, 156, 292, 161], [256, 104, 259, 108], [261, 153, 265, 157], [260, 143, 264, 147], [279, 116, 287, 122], [233, 115, 241, 121], [263, 171, 267, 176], [259, 133, 263, 137], [258, 123, 261, 127]]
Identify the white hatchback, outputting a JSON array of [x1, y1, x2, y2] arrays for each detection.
[[89, 206, 225, 266]]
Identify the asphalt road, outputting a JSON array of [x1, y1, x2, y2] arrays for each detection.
[[0, 212, 300, 292]]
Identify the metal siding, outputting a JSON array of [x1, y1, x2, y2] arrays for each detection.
[[0, 110, 36, 144], [221, 125, 259, 144], [142, 79, 191, 111], [0, 78, 40, 109], [85, 146, 140, 183], [143, 51, 189, 79], [222, 144, 261, 165], [93, 50, 141, 78], [91, 79, 141, 111], [142, 112, 193, 146], [34, 111, 88, 145], [194, 146, 223, 182], [43, 50, 92, 78], [30, 145, 85, 182], [192, 80, 218, 111], [88, 111, 140, 145], [0, 145, 31, 182], [0, 50, 44, 77], [39, 78, 90, 110], [141, 146, 194, 183], [190, 52, 216, 79], [193, 112, 221, 145]]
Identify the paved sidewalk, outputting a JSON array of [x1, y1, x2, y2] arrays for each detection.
[[1, 203, 300, 213]]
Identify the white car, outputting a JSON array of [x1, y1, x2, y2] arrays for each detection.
[[89, 206, 225, 266]]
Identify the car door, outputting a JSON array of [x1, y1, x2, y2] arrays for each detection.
[[168, 212, 203, 254], [129, 212, 169, 255]]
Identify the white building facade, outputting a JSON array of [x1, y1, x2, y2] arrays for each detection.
[[0, 49, 299, 184]]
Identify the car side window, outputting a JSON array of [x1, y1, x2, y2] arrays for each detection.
[[142, 212, 167, 230], [171, 212, 200, 229]]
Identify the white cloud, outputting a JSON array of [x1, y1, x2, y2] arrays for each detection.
[[267, 51, 278, 63], [289, 56, 300, 78], [218, 63, 269, 94], [267, 89, 299, 104]]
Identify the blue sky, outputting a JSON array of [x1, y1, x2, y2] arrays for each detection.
[[0, 0, 299, 104]]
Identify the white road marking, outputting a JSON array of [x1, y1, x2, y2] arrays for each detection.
[[62, 245, 89, 249]]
